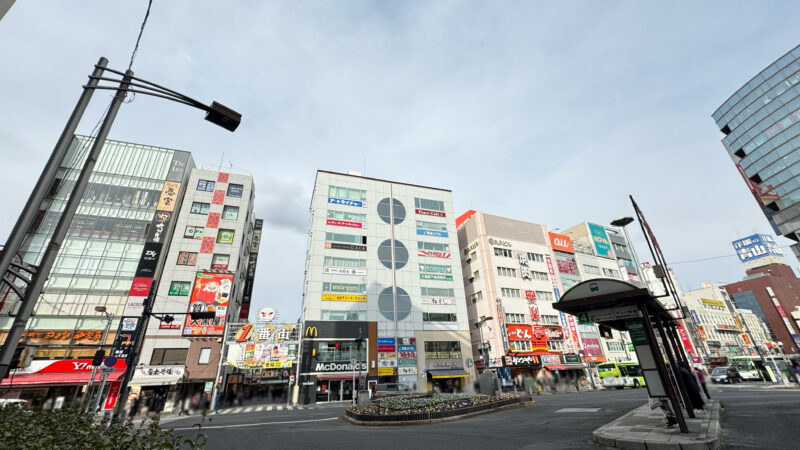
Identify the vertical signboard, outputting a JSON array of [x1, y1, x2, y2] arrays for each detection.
[[183, 272, 234, 336], [240, 219, 263, 320], [587, 223, 613, 258], [766, 286, 800, 347]]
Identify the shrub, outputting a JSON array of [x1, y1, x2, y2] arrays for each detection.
[[351, 393, 522, 415], [0, 404, 207, 449]]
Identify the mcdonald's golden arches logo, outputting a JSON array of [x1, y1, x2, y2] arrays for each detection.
[[305, 326, 318, 337]]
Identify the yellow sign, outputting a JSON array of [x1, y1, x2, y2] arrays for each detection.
[[733, 317, 743, 332], [263, 361, 291, 369], [700, 298, 725, 307], [697, 326, 708, 340], [305, 326, 318, 337], [742, 333, 752, 345], [156, 182, 181, 211], [377, 367, 395, 376], [321, 293, 367, 302]]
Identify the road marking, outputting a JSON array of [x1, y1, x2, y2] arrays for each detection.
[[555, 408, 601, 413], [232, 407, 243, 414], [173, 417, 338, 431], [256, 406, 265, 412], [267, 406, 273, 411], [218, 409, 231, 415], [244, 407, 254, 413], [287, 406, 293, 410], [297, 406, 304, 410], [277, 405, 283, 411]]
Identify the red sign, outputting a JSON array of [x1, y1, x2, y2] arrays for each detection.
[[217, 172, 229, 183], [531, 325, 548, 350], [548, 232, 574, 254], [377, 345, 396, 353], [212, 190, 225, 205], [556, 259, 579, 275], [21, 359, 127, 374], [129, 277, 153, 297], [183, 272, 234, 336], [529, 305, 539, 321], [103, 381, 121, 410], [677, 323, 697, 357], [524, 290, 536, 302], [581, 337, 603, 355], [415, 208, 445, 217], [506, 324, 533, 341], [567, 315, 581, 350], [206, 212, 220, 229], [326, 219, 363, 228], [418, 250, 451, 259], [200, 236, 215, 254]]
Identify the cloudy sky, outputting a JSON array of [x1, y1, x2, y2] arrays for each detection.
[[2, 2, 799, 321]]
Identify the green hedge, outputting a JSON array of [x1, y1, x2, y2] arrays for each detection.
[[0, 404, 207, 449]]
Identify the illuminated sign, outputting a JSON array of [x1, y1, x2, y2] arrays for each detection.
[[182, 272, 233, 336], [504, 355, 540, 366], [415, 208, 445, 217], [418, 250, 451, 259], [156, 182, 181, 212], [506, 324, 533, 341], [326, 219, 363, 228], [588, 223, 612, 257], [731, 234, 783, 263], [417, 229, 448, 237], [421, 297, 456, 305], [548, 232, 574, 254], [325, 242, 366, 251], [420, 273, 453, 281]]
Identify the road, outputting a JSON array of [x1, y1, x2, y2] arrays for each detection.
[[166, 383, 799, 449]]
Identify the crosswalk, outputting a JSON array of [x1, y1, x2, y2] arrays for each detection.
[[215, 404, 309, 415]]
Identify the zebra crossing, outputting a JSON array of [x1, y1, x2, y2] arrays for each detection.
[[215, 404, 308, 415]]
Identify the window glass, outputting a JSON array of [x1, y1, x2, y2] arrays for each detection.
[[150, 348, 188, 365], [176, 251, 198, 266], [169, 281, 191, 296], [497, 267, 516, 277], [420, 287, 455, 297], [191, 202, 210, 214], [227, 183, 244, 198], [323, 257, 366, 268], [325, 233, 366, 244], [328, 186, 366, 201], [198, 348, 211, 364], [211, 254, 229, 270], [416, 220, 447, 231], [418, 241, 450, 252], [217, 229, 235, 244], [327, 210, 367, 223], [500, 287, 521, 298], [320, 310, 366, 321], [222, 205, 239, 220], [184, 225, 204, 239], [197, 179, 215, 192], [494, 248, 512, 257], [422, 312, 457, 322], [414, 198, 445, 212]]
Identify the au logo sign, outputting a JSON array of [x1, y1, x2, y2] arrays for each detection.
[[305, 326, 318, 337]]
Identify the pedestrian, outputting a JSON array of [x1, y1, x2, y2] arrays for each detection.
[[535, 369, 546, 395], [678, 363, 704, 412], [649, 397, 677, 429], [695, 366, 710, 400]]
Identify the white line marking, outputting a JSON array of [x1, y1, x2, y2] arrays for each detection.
[[555, 408, 601, 413], [297, 406, 303, 410], [286, 405, 293, 410], [231, 407, 243, 414], [218, 409, 231, 415], [277, 405, 283, 411], [256, 406, 265, 412], [267, 406, 273, 411], [244, 407, 254, 413], [174, 417, 338, 431]]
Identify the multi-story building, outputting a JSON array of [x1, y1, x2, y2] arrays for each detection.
[[1, 136, 193, 406], [724, 263, 800, 354], [456, 211, 587, 386], [712, 44, 800, 262], [297, 171, 474, 402], [132, 169, 257, 408]]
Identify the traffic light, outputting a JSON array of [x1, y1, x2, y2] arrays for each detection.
[[190, 311, 215, 320], [91, 349, 106, 367], [162, 315, 175, 324]]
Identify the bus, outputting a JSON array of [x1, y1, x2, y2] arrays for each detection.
[[728, 356, 763, 381], [597, 362, 647, 389]]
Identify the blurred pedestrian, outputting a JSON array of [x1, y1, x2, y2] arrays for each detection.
[[678, 363, 704, 412], [649, 397, 677, 429], [695, 366, 710, 400]]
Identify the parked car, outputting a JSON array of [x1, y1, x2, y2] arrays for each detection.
[[710, 366, 743, 384], [0, 399, 30, 409], [372, 383, 413, 399]]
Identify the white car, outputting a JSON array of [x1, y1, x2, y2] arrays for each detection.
[[0, 398, 30, 408]]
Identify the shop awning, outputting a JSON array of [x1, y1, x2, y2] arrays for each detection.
[[429, 369, 469, 379], [1, 370, 124, 387], [129, 374, 183, 387], [544, 365, 567, 370]]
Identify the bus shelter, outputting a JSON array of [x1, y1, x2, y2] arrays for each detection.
[[554, 279, 695, 433]]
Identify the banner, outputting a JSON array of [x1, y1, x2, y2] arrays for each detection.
[[183, 272, 234, 336]]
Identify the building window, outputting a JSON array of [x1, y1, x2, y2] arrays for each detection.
[[328, 185, 367, 201], [612, 242, 628, 253], [497, 267, 516, 277], [197, 179, 215, 192], [327, 210, 367, 223], [217, 229, 235, 244], [606, 341, 625, 352], [198, 348, 212, 365], [227, 183, 244, 198], [324, 256, 366, 268], [184, 225, 204, 239], [535, 291, 555, 302], [423, 341, 461, 358], [418, 241, 450, 252], [531, 271, 548, 281], [222, 205, 239, 220], [416, 220, 447, 231], [325, 232, 367, 245], [494, 248, 513, 258], [421, 287, 455, 297], [150, 348, 188, 365], [472, 270, 480, 281], [541, 315, 560, 325], [471, 291, 483, 303], [177, 251, 198, 266], [509, 340, 532, 352], [602, 268, 620, 278], [191, 202, 210, 214], [322, 282, 367, 294], [527, 252, 544, 263], [168, 281, 191, 296], [505, 313, 526, 324], [211, 254, 229, 270], [583, 264, 601, 275], [422, 312, 457, 322], [320, 310, 366, 321], [414, 198, 445, 212], [501, 288, 521, 298], [547, 340, 565, 351]]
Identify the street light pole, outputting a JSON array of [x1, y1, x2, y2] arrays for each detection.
[[85, 307, 114, 409], [209, 321, 231, 413]]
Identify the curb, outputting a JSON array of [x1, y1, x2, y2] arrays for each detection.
[[343, 400, 535, 426], [592, 401, 722, 450]]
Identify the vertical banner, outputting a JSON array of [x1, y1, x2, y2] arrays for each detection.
[[496, 298, 508, 355], [677, 323, 697, 357], [103, 381, 122, 410], [766, 287, 800, 347]]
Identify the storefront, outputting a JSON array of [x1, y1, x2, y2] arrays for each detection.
[[0, 359, 126, 410], [128, 365, 185, 414], [504, 354, 542, 391], [425, 357, 469, 393]]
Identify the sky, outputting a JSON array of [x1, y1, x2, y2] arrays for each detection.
[[1, 1, 800, 322]]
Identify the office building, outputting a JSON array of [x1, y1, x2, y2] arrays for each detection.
[[712, 44, 800, 262]]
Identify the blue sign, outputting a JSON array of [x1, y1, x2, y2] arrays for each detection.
[[690, 310, 700, 325], [416, 229, 448, 238], [588, 223, 612, 257], [397, 345, 416, 352], [377, 338, 395, 346], [328, 197, 363, 207], [103, 356, 117, 367], [731, 234, 783, 263]]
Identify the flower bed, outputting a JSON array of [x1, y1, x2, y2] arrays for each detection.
[[346, 393, 526, 423]]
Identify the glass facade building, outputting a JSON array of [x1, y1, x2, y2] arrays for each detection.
[[713, 44, 800, 261], [1, 135, 193, 361]]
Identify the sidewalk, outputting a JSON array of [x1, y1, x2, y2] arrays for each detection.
[[593, 400, 721, 450]]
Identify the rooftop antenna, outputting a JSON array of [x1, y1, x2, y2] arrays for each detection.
[[218, 152, 225, 172]]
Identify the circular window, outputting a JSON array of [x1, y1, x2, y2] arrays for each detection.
[[377, 198, 406, 224], [377, 239, 409, 269], [378, 287, 411, 321]]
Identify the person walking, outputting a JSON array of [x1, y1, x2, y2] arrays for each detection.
[[695, 367, 710, 400], [678, 363, 704, 412]]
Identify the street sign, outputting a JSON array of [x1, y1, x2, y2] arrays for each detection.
[[581, 306, 641, 323], [103, 356, 117, 367], [627, 319, 648, 346]]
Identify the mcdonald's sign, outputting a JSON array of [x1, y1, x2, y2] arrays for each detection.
[[305, 326, 318, 337]]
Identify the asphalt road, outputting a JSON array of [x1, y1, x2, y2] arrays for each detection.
[[166, 383, 800, 449]]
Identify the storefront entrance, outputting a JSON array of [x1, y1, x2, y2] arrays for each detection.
[[315, 379, 354, 402]]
